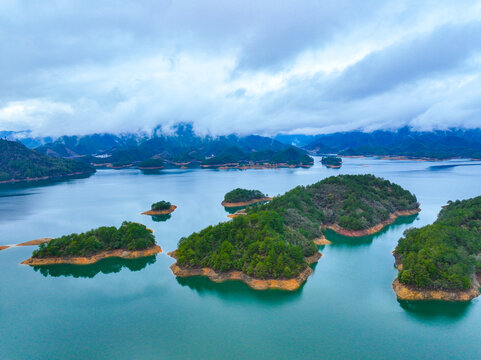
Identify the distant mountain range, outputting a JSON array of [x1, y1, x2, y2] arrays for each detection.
[[32, 124, 313, 169], [0, 139, 95, 183], [3, 126, 481, 182], [278, 128, 481, 160]]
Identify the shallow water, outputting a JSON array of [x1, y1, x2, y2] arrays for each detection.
[[1, 157, 481, 360]]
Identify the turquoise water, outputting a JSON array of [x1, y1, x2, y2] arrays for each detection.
[[1, 157, 481, 359]]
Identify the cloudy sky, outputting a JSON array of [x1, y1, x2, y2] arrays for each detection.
[[1, 0, 481, 136]]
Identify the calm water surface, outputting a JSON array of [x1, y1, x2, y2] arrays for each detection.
[[1, 157, 481, 359]]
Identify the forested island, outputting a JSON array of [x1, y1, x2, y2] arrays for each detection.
[[393, 196, 481, 301], [222, 188, 272, 207], [142, 201, 177, 215], [0, 139, 95, 183], [169, 174, 419, 290], [321, 156, 342, 168], [22, 222, 161, 266]]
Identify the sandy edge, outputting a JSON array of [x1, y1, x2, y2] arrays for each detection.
[[222, 197, 273, 208], [21, 245, 162, 266], [141, 205, 177, 215], [324, 208, 421, 237], [168, 250, 322, 291]]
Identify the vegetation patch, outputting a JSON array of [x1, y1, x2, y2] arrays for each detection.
[[151, 201, 172, 211], [223, 189, 266, 203], [32, 222, 155, 259]]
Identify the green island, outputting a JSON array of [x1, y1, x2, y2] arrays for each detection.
[[222, 188, 271, 207], [321, 156, 342, 168], [0, 139, 95, 183], [138, 158, 164, 169], [170, 174, 420, 290], [21, 222, 161, 266], [142, 200, 177, 215], [393, 196, 481, 301]]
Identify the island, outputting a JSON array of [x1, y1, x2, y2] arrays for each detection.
[[169, 174, 419, 290], [221, 188, 272, 207], [141, 201, 177, 215], [393, 196, 481, 301], [138, 158, 164, 170], [21, 222, 161, 266], [0, 139, 95, 183], [321, 156, 342, 168]]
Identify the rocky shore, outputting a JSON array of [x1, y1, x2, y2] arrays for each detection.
[[21, 245, 162, 266], [221, 197, 272, 207], [168, 250, 321, 291], [142, 205, 177, 215], [392, 278, 480, 301], [324, 208, 420, 237], [313, 235, 332, 245]]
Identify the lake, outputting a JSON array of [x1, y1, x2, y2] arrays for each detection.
[[1, 157, 481, 360]]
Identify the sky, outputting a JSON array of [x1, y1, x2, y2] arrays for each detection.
[[1, 0, 481, 137]]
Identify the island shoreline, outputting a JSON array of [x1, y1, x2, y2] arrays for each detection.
[[21, 244, 162, 266], [222, 197, 273, 207], [168, 250, 322, 291], [141, 205, 177, 215], [323, 208, 420, 237]]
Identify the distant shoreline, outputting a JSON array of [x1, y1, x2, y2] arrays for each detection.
[[0, 171, 94, 184]]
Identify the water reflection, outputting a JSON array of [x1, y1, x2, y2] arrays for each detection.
[[324, 214, 418, 247], [33, 256, 156, 278], [223, 206, 245, 214], [176, 276, 304, 305], [398, 300, 473, 322], [151, 214, 172, 222]]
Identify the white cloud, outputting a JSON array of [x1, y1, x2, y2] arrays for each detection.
[[1, 0, 481, 136]]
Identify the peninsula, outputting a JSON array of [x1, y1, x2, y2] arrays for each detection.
[[170, 174, 419, 290], [142, 201, 177, 215], [22, 222, 161, 266], [393, 196, 481, 301], [0, 139, 95, 183], [221, 188, 272, 207]]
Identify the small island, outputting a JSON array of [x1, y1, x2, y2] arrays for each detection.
[[169, 174, 419, 290], [221, 188, 272, 207], [138, 158, 164, 170], [22, 222, 161, 266], [142, 201, 177, 215], [393, 196, 481, 301], [321, 156, 342, 168]]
